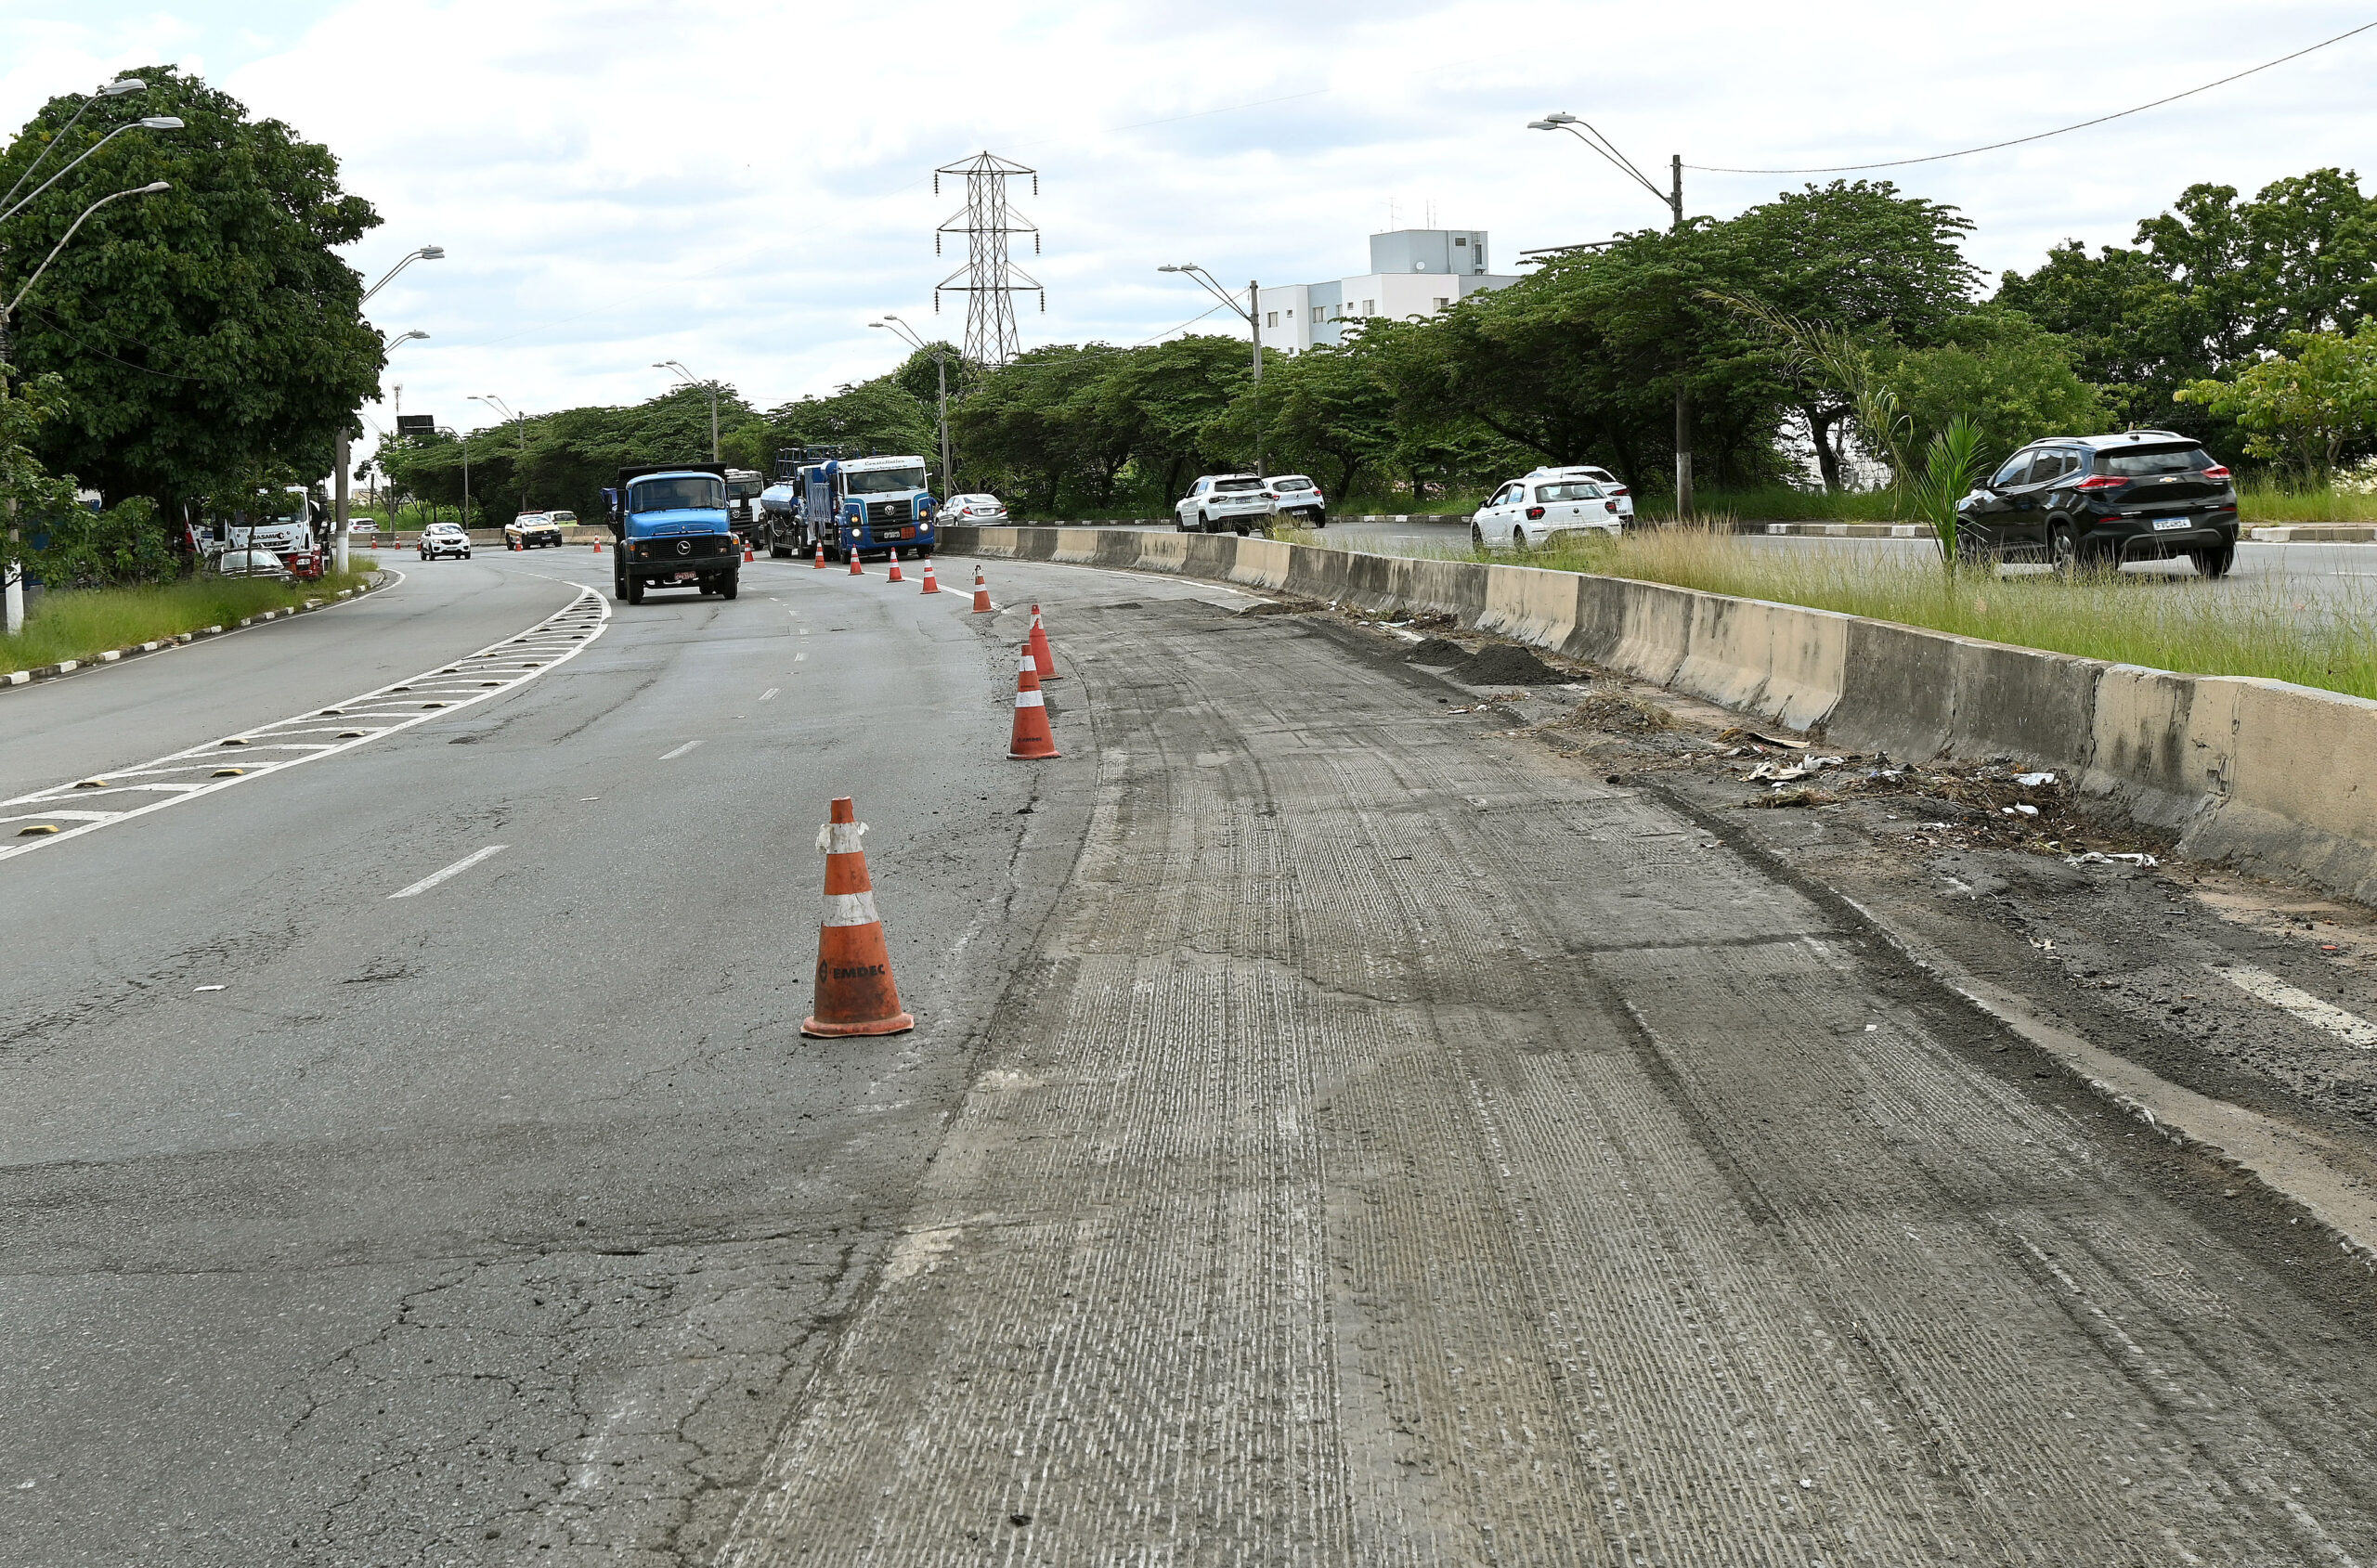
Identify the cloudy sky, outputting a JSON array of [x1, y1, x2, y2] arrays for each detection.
[[4, 0, 2373, 467]]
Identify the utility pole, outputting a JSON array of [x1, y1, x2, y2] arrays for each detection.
[[1157, 265, 1266, 478], [1528, 113, 1693, 520], [1670, 153, 1691, 521]]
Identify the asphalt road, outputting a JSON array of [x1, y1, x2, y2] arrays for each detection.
[[8, 544, 2377, 1563]]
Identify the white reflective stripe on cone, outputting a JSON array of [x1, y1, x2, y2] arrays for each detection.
[[822, 890, 882, 927], [815, 821, 869, 855], [1014, 691, 1045, 708]]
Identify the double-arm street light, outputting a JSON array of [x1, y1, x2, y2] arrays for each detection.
[[0, 112, 183, 230], [338, 246, 445, 570], [1528, 110, 1693, 518], [870, 316, 953, 494], [0, 177, 171, 635], [654, 360, 719, 461], [0, 77, 147, 215], [1158, 263, 1266, 476], [470, 394, 527, 517]]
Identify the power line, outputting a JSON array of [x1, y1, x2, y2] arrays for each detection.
[[1689, 19, 2377, 175], [1136, 299, 1231, 346]]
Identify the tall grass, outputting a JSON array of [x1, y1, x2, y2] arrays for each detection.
[[1297, 525, 2377, 701], [1, 569, 379, 674]]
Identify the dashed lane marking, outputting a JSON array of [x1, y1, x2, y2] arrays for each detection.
[[0, 587, 609, 864], [2215, 963, 2377, 1048], [760, 687, 780, 702], [658, 740, 702, 760], [389, 844, 508, 900]]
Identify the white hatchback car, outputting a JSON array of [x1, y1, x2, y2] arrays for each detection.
[[1175, 474, 1274, 535], [1527, 464, 1633, 521], [419, 522, 473, 560], [944, 493, 1009, 523], [1473, 476, 1623, 550]]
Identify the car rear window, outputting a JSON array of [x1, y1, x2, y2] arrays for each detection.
[[1270, 477, 1314, 491], [1215, 478, 1265, 492], [1536, 482, 1604, 502], [2098, 445, 2212, 478]]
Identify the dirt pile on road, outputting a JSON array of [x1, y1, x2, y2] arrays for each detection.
[[1404, 638, 1565, 685]]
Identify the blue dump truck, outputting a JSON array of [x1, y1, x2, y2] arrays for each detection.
[[603, 463, 740, 604], [799, 452, 939, 562]]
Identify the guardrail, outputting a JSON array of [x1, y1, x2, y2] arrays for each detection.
[[942, 524, 2377, 909]]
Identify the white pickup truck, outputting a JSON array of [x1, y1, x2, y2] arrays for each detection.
[[1174, 474, 1274, 535]]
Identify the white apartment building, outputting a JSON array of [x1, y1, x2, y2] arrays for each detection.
[[1257, 228, 1522, 354]]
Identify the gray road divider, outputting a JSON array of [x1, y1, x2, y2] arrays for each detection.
[[944, 524, 2377, 907]]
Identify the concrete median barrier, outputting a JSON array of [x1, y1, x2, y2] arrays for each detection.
[[942, 524, 2377, 906]]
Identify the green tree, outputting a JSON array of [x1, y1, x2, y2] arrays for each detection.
[[0, 68, 384, 517], [2178, 318, 2377, 484], [1214, 343, 1396, 497], [1877, 307, 2107, 473]]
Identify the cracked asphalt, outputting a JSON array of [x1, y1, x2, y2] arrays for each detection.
[[12, 549, 2377, 1564]]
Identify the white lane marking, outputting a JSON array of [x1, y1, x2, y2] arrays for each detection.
[[0, 587, 609, 863], [2215, 964, 2377, 1048], [760, 687, 780, 702], [658, 740, 702, 760], [793, 652, 806, 662], [389, 843, 507, 900]]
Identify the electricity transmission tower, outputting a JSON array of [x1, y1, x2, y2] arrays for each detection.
[[934, 152, 1042, 368]]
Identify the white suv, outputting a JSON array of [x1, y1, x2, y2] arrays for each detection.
[[1265, 473, 1328, 527], [1528, 464, 1632, 521], [1473, 475, 1622, 549], [1175, 474, 1275, 535]]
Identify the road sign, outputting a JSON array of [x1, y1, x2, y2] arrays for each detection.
[[396, 414, 435, 435]]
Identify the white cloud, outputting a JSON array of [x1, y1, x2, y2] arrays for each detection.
[[13, 0, 2377, 463]]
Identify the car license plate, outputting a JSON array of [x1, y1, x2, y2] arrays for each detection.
[[2151, 517, 2192, 531]]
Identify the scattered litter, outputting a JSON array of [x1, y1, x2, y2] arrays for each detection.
[[2000, 803, 2040, 817], [1748, 755, 1845, 783], [2014, 771, 2058, 787], [194, 984, 227, 992], [2064, 850, 2159, 868]]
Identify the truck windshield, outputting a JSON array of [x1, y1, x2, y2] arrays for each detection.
[[630, 476, 724, 512], [729, 477, 765, 499], [845, 465, 928, 495]]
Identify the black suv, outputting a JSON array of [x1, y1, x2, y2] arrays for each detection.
[[1955, 431, 2240, 576]]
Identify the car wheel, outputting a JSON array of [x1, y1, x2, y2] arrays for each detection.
[[2046, 519, 2077, 577], [1233, 524, 1250, 537], [1512, 527, 1530, 551], [1197, 512, 1211, 533], [2192, 544, 2236, 579], [1470, 523, 1484, 548]]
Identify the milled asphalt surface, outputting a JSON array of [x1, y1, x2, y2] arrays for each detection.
[[9, 545, 2377, 1563]]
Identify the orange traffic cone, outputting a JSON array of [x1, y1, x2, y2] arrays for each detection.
[[812, 542, 825, 569], [1007, 643, 1060, 759], [887, 550, 905, 584], [592, 538, 603, 554], [919, 560, 940, 594], [799, 797, 915, 1038], [971, 567, 993, 615], [849, 546, 864, 576], [744, 544, 755, 563], [1028, 603, 1061, 680]]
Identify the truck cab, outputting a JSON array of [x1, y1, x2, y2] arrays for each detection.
[[606, 463, 740, 604], [801, 455, 939, 562], [725, 468, 766, 548]]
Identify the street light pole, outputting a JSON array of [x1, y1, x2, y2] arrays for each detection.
[[873, 316, 954, 494], [0, 178, 171, 636], [1529, 111, 1692, 520], [471, 394, 526, 519], [344, 247, 444, 572], [1157, 264, 1266, 478], [0, 77, 147, 216], [437, 424, 468, 531]]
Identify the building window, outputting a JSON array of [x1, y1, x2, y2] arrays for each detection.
[[1266, 310, 1278, 328], [1454, 236, 1468, 247], [1312, 307, 1322, 323], [1434, 297, 1449, 311], [1363, 300, 1374, 315]]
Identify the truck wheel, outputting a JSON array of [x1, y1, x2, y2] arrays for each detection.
[[721, 574, 739, 601], [626, 576, 644, 605]]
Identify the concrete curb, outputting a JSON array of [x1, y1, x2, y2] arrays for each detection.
[[1, 573, 392, 693], [947, 524, 2377, 908]]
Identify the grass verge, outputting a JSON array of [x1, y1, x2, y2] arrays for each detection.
[[2, 569, 379, 676], [1290, 524, 2377, 703]]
